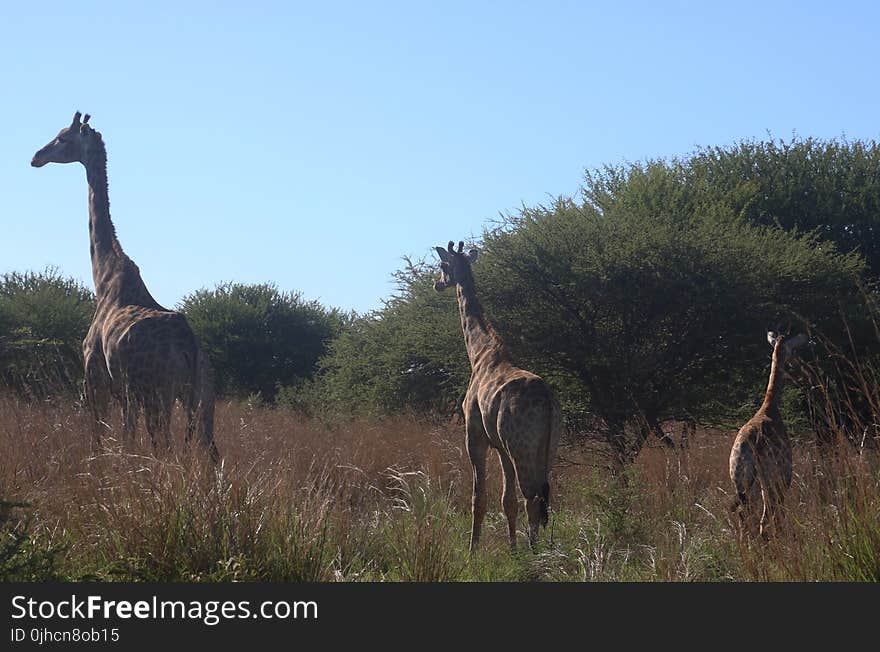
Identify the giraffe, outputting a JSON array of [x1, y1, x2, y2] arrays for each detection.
[[729, 331, 808, 539], [31, 112, 217, 460], [434, 240, 562, 551]]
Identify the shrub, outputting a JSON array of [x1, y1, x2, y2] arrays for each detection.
[[479, 197, 863, 463], [181, 282, 347, 401], [312, 260, 468, 416], [0, 269, 94, 397]]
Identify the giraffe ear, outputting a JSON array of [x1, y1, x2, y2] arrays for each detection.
[[435, 246, 451, 262], [467, 249, 479, 264], [784, 333, 809, 354]]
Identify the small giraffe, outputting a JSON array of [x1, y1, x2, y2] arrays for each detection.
[[729, 331, 808, 538], [32, 112, 217, 460], [434, 240, 562, 551]]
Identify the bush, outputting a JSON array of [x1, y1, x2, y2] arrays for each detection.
[[311, 259, 468, 416], [0, 501, 65, 581], [0, 269, 95, 397], [181, 282, 347, 401]]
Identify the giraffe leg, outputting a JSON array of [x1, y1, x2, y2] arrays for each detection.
[[735, 481, 764, 542], [731, 441, 762, 541], [83, 361, 110, 449], [733, 493, 756, 543], [145, 397, 172, 453], [495, 446, 544, 550], [122, 390, 139, 447], [83, 338, 111, 449], [733, 501, 746, 545], [190, 347, 218, 462], [759, 477, 784, 540], [496, 449, 519, 551], [466, 425, 489, 553], [184, 397, 196, 445], [509, 460, 543, 551], [524, 491, 543, 551], [186, 394, 219, 463]]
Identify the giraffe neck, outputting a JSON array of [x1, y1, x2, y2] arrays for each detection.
[[84, 137, 163, 310], [455, 274, 507, 370], [761, 344, 785, 417], [84, 139, 123, 299]]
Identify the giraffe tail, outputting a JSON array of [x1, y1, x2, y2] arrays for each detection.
[[539, 481, 550, 527], [729, 490, 747, 514], [538, 396, 558, 528], [194, 347, 219, 462]]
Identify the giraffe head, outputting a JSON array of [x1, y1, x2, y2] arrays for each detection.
[[434, 240, 479, 292], [31, 111, 100, 168], [767, 331, 809, 362]]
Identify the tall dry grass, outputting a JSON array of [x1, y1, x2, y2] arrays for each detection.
[[0, 396, 478, 581], [1, 392, 879, 581]]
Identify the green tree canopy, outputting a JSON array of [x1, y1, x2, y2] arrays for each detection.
[[585, 137, 880, 274], [478, 197, 863, 462], [0, 269, 95, 396], [181, 282, 346, 401], [313, 260, 467, 416]]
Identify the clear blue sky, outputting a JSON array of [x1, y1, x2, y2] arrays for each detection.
[[2, 1, 878, 313]]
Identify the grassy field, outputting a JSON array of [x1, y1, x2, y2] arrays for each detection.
[[2, 395, 879, 582]]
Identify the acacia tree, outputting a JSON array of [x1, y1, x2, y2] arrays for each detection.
[[578, 138, 880, 457], [477, 197, 863, 466]]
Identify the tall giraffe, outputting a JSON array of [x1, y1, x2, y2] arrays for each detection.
[[32, 112, 217, 460], [729, 331, 808, 538], [434, 240, 561, 551]]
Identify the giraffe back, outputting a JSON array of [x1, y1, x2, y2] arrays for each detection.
[[729, 412, 792, 503], [469, 363, 561, 494]]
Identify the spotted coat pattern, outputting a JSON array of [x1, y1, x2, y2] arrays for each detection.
[[32, 112, 217, 459], [729, 332, 806, 538], [435, 241, 561, 551]]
